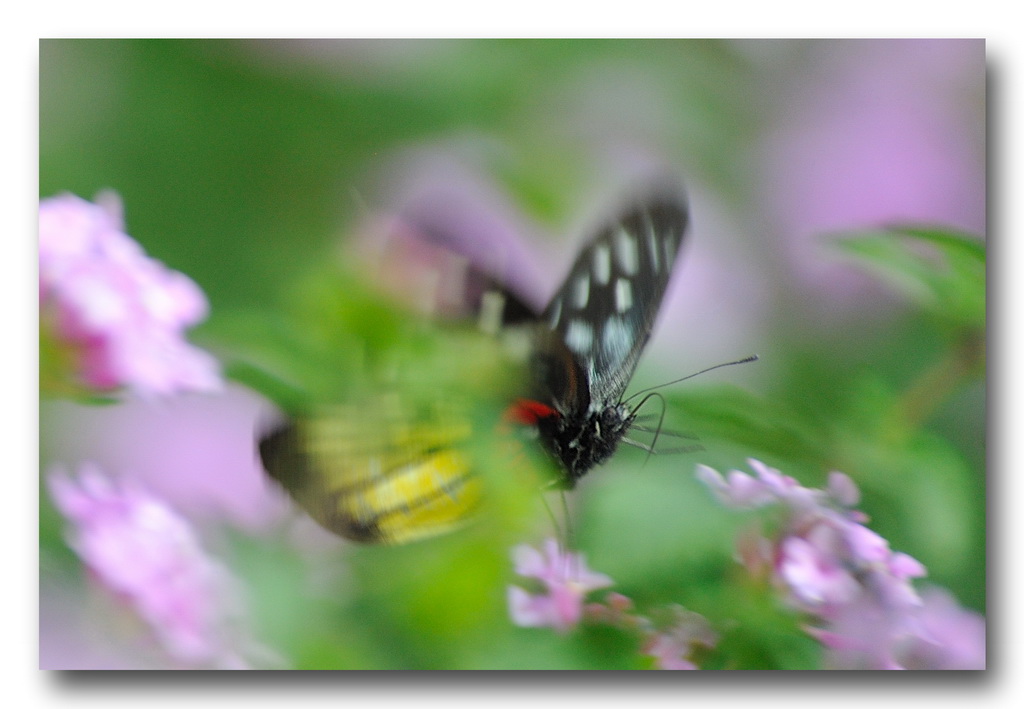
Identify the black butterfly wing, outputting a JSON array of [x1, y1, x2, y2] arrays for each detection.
[[539, 190, 690, 414], [374, 196, 547, 323]]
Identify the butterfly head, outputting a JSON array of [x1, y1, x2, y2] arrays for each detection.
[[537, 401, 636, 488]]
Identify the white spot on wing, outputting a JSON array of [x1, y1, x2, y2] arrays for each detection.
[[663, 230, 679, 270], [615, 277, 633, 313], [646, 218, 661, 272], [548, 298, 562, 328], [573, 272, 590, 309], [601, 315, 631, 366], [614, 226, 639, 276], [565, 319, 594, 354], [593, 244, 611, 285], [478, 290, 505, 335], [500, 328, 532, 362]]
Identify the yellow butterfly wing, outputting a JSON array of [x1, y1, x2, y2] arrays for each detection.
[[259, 398, 484, 545]]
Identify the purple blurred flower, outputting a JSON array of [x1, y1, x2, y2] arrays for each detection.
[[39, 192, 221, 398], [778, 534, 861, 607], [697, 459, 924, 614], [811, 587, 986, 671], [758, 39, 985, 307], [47, 464, 264, 668], [508, 538, 613, 633], [40, 383, 287, 532], [895, 588, 986, 670], [697, 459, 985, 669], [353, 148, 556, 326]]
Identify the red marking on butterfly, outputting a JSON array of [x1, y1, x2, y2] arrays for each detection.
[[504, 399, 559, 426]]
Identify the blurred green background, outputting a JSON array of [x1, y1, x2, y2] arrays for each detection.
[[39, 39, 985, 669]]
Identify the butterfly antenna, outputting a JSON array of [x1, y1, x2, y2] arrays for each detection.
[[625, 390, 708, 461], [631, 390, 667, 467], [623, 354, 759, 405], [627, 425, 699, 440]]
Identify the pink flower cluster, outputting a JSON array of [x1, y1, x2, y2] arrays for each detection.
[[697, 459, 985, 669], [47, 465, 256, 668], [508, 539, 716, 669], [507, 538, 613, 634], [39, 192, 221, 397], [639, 606, 718, 671]]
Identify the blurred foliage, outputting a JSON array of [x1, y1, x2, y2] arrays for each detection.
[[40, 39, 760, 315], [833, 227, 985, 337], [39, 39, 985, 669]]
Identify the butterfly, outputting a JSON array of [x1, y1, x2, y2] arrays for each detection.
[[259, 182, 690, 544]]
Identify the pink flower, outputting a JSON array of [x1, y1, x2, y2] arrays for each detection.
[[697, 461, 837, 515], [508, 538, 613, 633], [895, 588, 986, 670], [47, 465, 258, 667], [39, 192, 221, 398], [642, 607, 718, 671], [814, 588, 985, 670], [695, 466, 775, 509], [778, 534, 860, 607], [700, 461, 926, 616], [510, 542, 719, 668], [697, 459, 984, 669]]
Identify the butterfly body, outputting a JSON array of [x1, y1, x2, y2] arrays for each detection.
[[526, 191, 689, 488], [533, 401, 635, 488]]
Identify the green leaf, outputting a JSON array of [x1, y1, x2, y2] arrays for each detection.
[[205, 307, 362, 408], [827, 375, 984, 608], [832, 227, 985, 334], [667, 385, 827, 465], [833, 418, 983, 592], [693, 582, 822, 670]]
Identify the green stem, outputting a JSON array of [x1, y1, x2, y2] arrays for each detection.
[[886, 330, 984, 440]]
